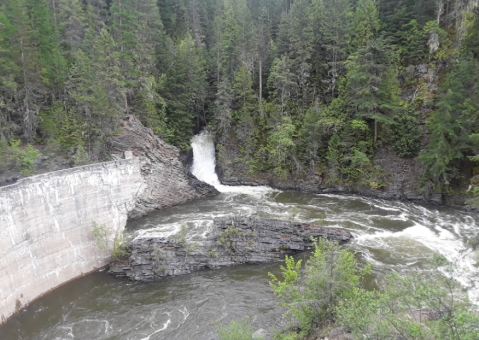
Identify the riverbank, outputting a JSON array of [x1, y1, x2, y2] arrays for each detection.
[[215, 145, 478, 211]]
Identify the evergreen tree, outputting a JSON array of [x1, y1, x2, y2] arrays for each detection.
[[462, 10, 479, 59], [349, 0, 381, 51], [344, 38, 400, 144], [278, 0, 314, 113], [3, 0, 44, 142], [310, 0, 352, 101], [418, 57, 479, 192], [268, 56, 296, 118], [67, 28, 125, 157], [57, 0, 87, 54], [162, 35, 208, 149]]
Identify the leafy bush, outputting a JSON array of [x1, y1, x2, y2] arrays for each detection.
[[218, 227, 243, 249], [111, 232, 128, 261], [92, 222, 128, 261], [92, 222, 109, 250], [216, 318, 257, 340], [269, 238, 370, 339], [337, 254, 479, 340], [170, 225, 189, 245], [0, 138, 42, 175], [392, 110, 422, 157]]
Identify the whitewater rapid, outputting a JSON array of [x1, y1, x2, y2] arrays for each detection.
[[188, 131, 479, 305], [3, 132, 479, 340]]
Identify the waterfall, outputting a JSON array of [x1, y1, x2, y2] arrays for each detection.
[[190, 132, 222, 188], [190, 131, 272, 194]]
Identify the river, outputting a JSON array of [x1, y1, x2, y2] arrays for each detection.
[[2, 132, 478, 339]]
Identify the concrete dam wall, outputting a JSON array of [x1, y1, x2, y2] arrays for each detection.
[[0, 116, 218, 323], [0, 158, 145, 323]]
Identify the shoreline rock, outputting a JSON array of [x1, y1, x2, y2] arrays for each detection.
[[108, 216, 353, 281], [110, 116, 219, 218]]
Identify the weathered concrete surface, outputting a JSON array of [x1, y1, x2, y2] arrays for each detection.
[[111, 116, 219, 218], [109, 216, 353, 281], [0, 159, 144, 323]]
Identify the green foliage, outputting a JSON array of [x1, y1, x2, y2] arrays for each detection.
[[349, 0, 380, 50], [337, 255, 479, 340], [170, 225, 189, 245], [462, 10, 479, 59], [216, 318, 256, 340], [91, 222, 128, 260], [39, 102, 85, 151], [17, 144, 42, 175], [268, 116, 296, 177], [71, 145, 90, 166], [208, 249, 218, 258], [392, 108, 422, 157], [418, 56, 479, 193], [218, 227, 243, 249], [0, 139, 41, 175], [0, 0, 478, 195], [91, 222, 110, 251], [269, 239, 370, 337], [111, 232, 128, 261], [326, 134, 344, 183]]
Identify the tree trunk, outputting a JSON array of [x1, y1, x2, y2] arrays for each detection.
[[259, 58, 262, 102]]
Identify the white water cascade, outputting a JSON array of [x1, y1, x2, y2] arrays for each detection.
[[190, 132, 479, 306], [190, 131, 273, 194]]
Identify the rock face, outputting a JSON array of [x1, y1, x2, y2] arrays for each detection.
[[0, 159, 144, 323], [108, 216, 353, 281], [0, 117, 220, 323], [216, 146, 444, 205], [111, 116, 218, 218]]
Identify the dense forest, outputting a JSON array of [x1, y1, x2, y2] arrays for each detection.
[[1, 0, 479, 197]]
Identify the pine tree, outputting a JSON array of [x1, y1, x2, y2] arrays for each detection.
[[344, 38, 400, 144], [214, 78, 233, 138], [349, 0, 381, 51], [232, 66, 257, 117], [268, 56, 296, 118], [162, 35, 208, 148], [67, 28, 125, 157], [310, 0, 352, 101], [57, 0, 87, 54], [418, 57, 479, 192], [26, 0, 67, 98], [3, 0, 44, 142]]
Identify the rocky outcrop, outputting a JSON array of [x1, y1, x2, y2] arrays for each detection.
[[216, 146, 445, 205], [111, 116, 218, 218], [108, 216, 353, 281]]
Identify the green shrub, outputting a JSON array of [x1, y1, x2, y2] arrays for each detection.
[[170, 225, 189, 245], [18, 144, 42, 175], [91, 222, 128, 261], [216, 318, 257, 340], [269, 239, 370, 338], [218, 227, 243, 249], [337, 254, 479, 340], [111, 232, 128, 261], [91, 222, 109, 250]]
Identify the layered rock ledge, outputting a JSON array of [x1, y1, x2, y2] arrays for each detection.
[[111, 115, 219, 218], [108, 216, 353, 281]]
